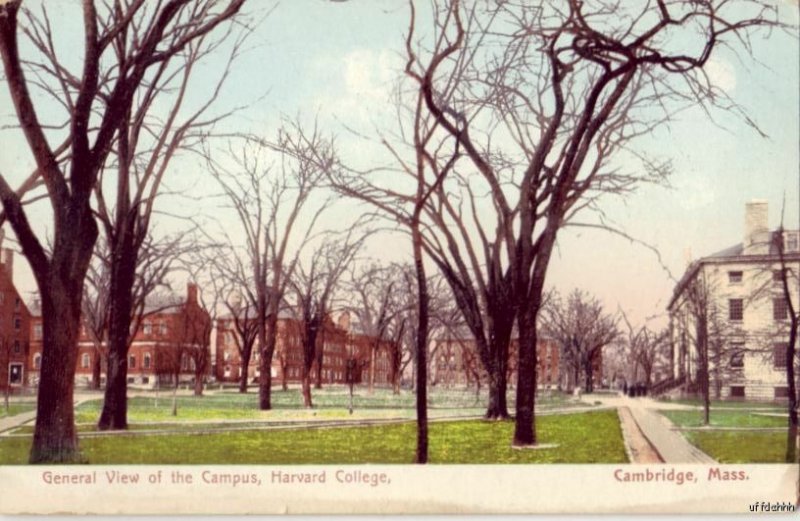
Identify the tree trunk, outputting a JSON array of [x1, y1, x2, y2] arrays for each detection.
[[485, 372, 509, 420], [485, 330, 511, 419], [301, 367, 313, 408], [412, 223, 428, 464], [513, 305, 538, 447], [91, 348, 102, 390], [171, 376, 179, 416], [584, 357, 594, 393], [98, 244, 137, 431], [238, 348, 252, 393], [314, 336, 324, 390], [368, 344, 376, 395], [193, 370, 203, 396], [258, 312, 278, 410], [281, 358, 288, 391], [30, 282, 85, 463], [785, 321, 797, 463]]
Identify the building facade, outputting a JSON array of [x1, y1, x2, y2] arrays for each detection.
[[28, 283, 211, 389], [668, 201, 799, 400], [0, 247, 31, 393], [215, 311, 392, 388], [430, 336, 588, 391]]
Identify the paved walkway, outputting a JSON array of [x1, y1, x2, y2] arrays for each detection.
[[0, 395, 94, 435], [589, 393, 716, 464]]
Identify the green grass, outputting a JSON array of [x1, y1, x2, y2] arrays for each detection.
[[0, 403, 36, 418], [67, 388, 586, 424], [658, 397, 785, 410], [661, 409, 786, 429], [684, 431, 788, 463], [0, 410, 626, 464]]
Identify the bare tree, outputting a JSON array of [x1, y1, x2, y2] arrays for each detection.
[[291, 233, 365, 407], [770, 223, 799, 463], [543, 289, 619, 393], [681, 276, 716, 425], [206, 124, 332, 410], [0, 0, 247, 463], [93, 8, 254, 429], [348, 263, 405, 395], [392, 0, 782, 448], [620, 312, 669, 391]]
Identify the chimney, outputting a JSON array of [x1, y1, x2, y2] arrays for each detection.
[[2, 248, 13, 280], [337, 311, 351, 332], [187, 282, 198, 304], [744, 200, 769, 255]]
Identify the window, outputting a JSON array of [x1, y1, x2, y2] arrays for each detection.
[[34, 354, 41, 370], [728, 299, 743, 321], [33, 324, 42, 340], [773, 269, 785, 285], [160, 322, 168, 336], [773, 298, 789, 320], [13, 340, 20, 354], [143, 353, 151, 370], [775, 387, 790, 399], [730, 386, 745, 398], [14, 297, 20, 311], [0, 292, 4, 304], [729, 341, 745, 368], [786, 232, 799, 252], [142, 377, 149, 385], [8, 363, 22, 385], [81, 353, 90, 369], [143, 322, 152, 335], [774, 344, 788, 368], [127, 377, 135, 384], [728, 271, 743, 284], [13, 316, 20, 331], [129, 355, 136, 369]]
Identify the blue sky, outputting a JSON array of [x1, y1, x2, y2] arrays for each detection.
[[0, 0, 798, 327]]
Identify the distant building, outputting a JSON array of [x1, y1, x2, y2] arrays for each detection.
[[668, 200, 800, 400], [430, 336, 584, 391], [214, 310, 392, 387], [0, 245, 31, 393], [28, 283, 210, 388]]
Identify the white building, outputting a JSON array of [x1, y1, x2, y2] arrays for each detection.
[[668, 200, 799, 401]]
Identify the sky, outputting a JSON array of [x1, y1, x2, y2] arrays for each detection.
[[0, 0, 798, 329]]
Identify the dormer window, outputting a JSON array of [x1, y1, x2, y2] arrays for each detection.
[[728, 271, 743, 284]]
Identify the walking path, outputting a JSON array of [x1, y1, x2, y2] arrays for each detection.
[[589, 393, 716, 464], [0, 395, 94, 435]]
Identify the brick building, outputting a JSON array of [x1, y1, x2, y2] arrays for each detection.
[[28, 283, 211, 388], [431, 336, 581, 391], [669, 200, 800, 400], [215, 311, 392, 387], [0, 246, 31, 393]]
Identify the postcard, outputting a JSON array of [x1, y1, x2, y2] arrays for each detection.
[[0, 0, 798, 515]]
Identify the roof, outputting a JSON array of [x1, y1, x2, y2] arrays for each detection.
[[668, 229, 800, 310]]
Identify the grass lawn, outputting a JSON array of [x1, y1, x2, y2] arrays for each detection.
[[0, 403, 36, 419], [660, 407, 790, 463], [657, 397, 785, 410], [684, 431, 789, 463], [661, 409, 786, 429], [67, 388, 588, 424], [0, 410, 627, 464]]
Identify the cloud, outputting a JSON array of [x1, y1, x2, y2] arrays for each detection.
[[704, 57, 736, 93]]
